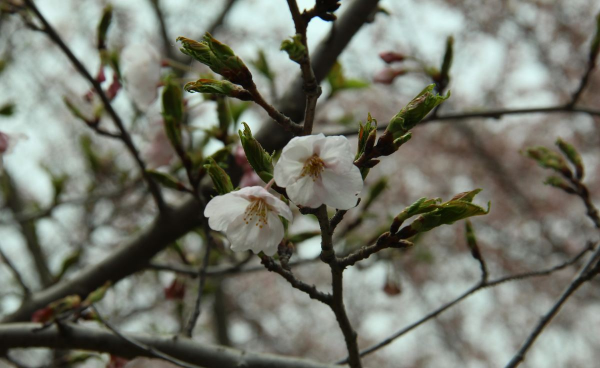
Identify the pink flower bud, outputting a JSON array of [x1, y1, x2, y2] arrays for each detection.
[[373, 68, 406, 85], [106, 74, 122, 100], [379, 51, 405, 64]]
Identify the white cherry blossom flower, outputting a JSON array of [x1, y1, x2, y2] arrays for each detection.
[[204, 186, 292, 256], [274, 134, 363, 209]]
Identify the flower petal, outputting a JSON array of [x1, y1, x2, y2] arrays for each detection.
[[226, 212, 283, 255], [320, 165, 363, 209], [262, 211, 285, 256], [204, 193, 249, 231], [286, 175, 326, 208], [319, 135, 355, 171]]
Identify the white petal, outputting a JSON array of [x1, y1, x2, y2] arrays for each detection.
[[262, 211, 285, 256], [204, 193, 249, 231], [319, 135, 355, 171], [320, 165, 363, 209], [274, 134, 324, 187], [286, 175, 326, 208], [226, 216, 261, 252]]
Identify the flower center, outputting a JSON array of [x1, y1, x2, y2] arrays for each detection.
[[301, 154, 325, 181], [243, 198, 269, 229]]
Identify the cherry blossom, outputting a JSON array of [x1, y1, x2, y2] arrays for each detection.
[[121, 43, 162, 111], [273, 134, 363, 209], [204, 186, 292, 256]]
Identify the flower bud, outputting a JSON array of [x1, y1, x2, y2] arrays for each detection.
[[524, 146, 573, 179], [556, 138, 584, 179], [204, 157, 234, 195], [177, 33, 253, 88], [373, 68, 406, 84], [379, 51, 405, 64], [387, 84, 450, 138], [281, 34, 307, 64], [184, 79, 253, 100], [238, 123, 274, 183]]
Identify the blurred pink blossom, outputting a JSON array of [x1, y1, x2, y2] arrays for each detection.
[[379, 51, 406, 64], [121, 43, 162, 111], [0, 131, 27, 172], [373, 68, 406, 85], [145, 123, 176, 169]]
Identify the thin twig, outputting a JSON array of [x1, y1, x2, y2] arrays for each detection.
[[182, 226, 213, 337], [505, 245, 600, 368], [568, 55, 597, 107], [0, 244, 31, 297], [285, 0, 322, 135], [91, 305, 202, 368], [247, 83, 303, 135], [336, 105, 600, 137], [338, 243, 593, 363], [23, 0, 167, 213], [260, 254, 331, 304]]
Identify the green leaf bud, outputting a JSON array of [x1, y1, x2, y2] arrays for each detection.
[[238, 122, 274, 183], [281, 34, 307, 64], [204, 157, 234, 195]]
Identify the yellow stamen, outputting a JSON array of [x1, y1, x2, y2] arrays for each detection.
[[301, 154, 325, 181], [243, 198, 269, 229]]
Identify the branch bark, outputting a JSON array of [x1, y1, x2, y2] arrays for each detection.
[[0, 323, 340, 368]]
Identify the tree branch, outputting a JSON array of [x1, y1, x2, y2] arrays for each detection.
[[0, 322, 340, 368], [256, 0, 381, 151], [2, 199, 203, 323], [23, 0, 167, 213], [337, 242, 594, 363], [0, 244, 31, 297]]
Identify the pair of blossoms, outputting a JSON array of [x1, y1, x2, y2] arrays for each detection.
[[205, 134, 363, 256]]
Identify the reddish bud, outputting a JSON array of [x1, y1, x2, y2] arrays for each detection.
[[96, 67, 106, 83], [379, 51, 405, 64], [164, 278, 186, 300], [106, 74, 122, 100], [107, 355, 129, 368], [373, 68, 406, 85], [31, 307, 54, 323]]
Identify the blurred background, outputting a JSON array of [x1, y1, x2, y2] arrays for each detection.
[[0, 0, 599, 367]]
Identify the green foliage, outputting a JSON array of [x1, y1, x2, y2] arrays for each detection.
[[162, 78, 184, 151], [238, 123, 274, 182], [204, 157, 234, 195], [524, 146, 572, 178], [251, 49, 275, 81], [281, 34, 306, 64], [96, 4, 113, 49], [591, 12, 600, 60], [387, 84, 450, 138], [55, 249, 82, 281], [556, 138, 584, 179], [408, 189, 490, 234], [146, 170, 186, 191], [177, 33, 253, 87], [184, 78, 252, 100], [439, 36, 454, 85], [326, 61, 369, 97]]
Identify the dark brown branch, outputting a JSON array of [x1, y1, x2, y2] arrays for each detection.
[[337, 233, 413, 268], [23, 0, 167, 213], [256, 0, 382, 151], [260, 254, 331, 304], [92, 305, 201, 368], [568, 51, 597, 107], [2, 199, 203, 323], [247, 83, 303, 135], [182, 224, 213, 337], [505, 245, 600, 368], [315, 206, 362, 368], [285, 0, 322, 135], [0, 322, 339, 368], [338, 243, 594, 363]]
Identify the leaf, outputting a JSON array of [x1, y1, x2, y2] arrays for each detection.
[[146, 170, 186, 191], [556, 138, 584, 179], [83, 281, 111, 306], [326, 61, 369, 97], [251, 49, 275, 81], [408, 189, 490, 234], [281, 34, 306, 64], [204, 157, 234, 194], [439, 36, 454, 85], [184, 79, 252, 100], [238, 123, 274, 183], [524, 146, 572, 178], [96, 4, 113, 50], [387, 84, 450, 138]]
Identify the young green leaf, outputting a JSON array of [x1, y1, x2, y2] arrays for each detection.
[[96, 4, 113, 50], [238, 122, 274, 182], [184, 79, 252, 100], [281, 34, 307, 64], [556, 138, 584, 179], [387, 84, 450, 138], [204, 157, 234, 194], [524, 146, 573, 178]]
